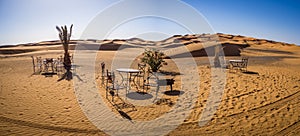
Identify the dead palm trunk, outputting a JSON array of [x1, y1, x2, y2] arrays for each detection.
[[56, 24, 73, 80], [214, 45, 221, 67]]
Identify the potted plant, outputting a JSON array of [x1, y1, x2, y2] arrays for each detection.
[[141, 48, 167, 72]]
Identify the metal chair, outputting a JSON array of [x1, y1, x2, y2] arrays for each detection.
[[101, 62, 106, 87], [142, 71, 159, 92], [105, 70, 119, 102], [240, 57, 248, 72], [69, 54, 76, 73], [43, 58, 55, 73], [31, 56, 43, 74], [136, 63, 146, 89], [229, 57, 249, 72], [54, 56, 65, 77]]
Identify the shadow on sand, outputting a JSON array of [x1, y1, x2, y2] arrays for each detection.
[[242, 71, 259, 75], [41, 72, 57, 77], [117, 110, 133, 122], [106, 94, 136, 122], [126, 92, 153, 100], [57, 71, 73, 81], [164, 90, 184, 96], [155, 98, 174, 107], [0, 116, 102, 134]]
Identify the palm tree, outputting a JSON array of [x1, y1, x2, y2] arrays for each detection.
[[56, 24, 73, 80]]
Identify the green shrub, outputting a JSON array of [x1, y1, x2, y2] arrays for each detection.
[[141, 48, 167, 72]]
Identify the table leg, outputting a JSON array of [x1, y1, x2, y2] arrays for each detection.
[[117, 71, 126, 89], [126, 73, 130, 93]]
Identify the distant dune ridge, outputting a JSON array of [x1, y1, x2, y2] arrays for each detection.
[[0, 33, 298, 57]]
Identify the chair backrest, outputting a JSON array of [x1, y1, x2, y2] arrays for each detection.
[[31, 56, 43, 73], [101, 62, 105, 76], [241, 57, 248, 68], [45, 58, 53, 63], [70, 54, 74, 63], [36, 56, 42, 64], [31, 56, 36, 73], [58, 56, 63, 62], [138, 63, 146, 73], [138, 63, 148, 82], [106, 69, 114, 83], [106, 69, 118, 89]]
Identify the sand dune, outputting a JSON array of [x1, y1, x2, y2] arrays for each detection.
[[1, 33, 298, 57], [0, 34, 300, 135]]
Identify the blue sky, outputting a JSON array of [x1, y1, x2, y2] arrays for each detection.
[[0, 0, 299, 45]]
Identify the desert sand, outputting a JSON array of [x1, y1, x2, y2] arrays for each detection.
[[0, 33, 300, 135]]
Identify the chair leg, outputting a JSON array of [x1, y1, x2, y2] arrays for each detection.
[[143, 79, 149, 93], [105, 86, 111, 98], [101, 75, 105, 87]]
